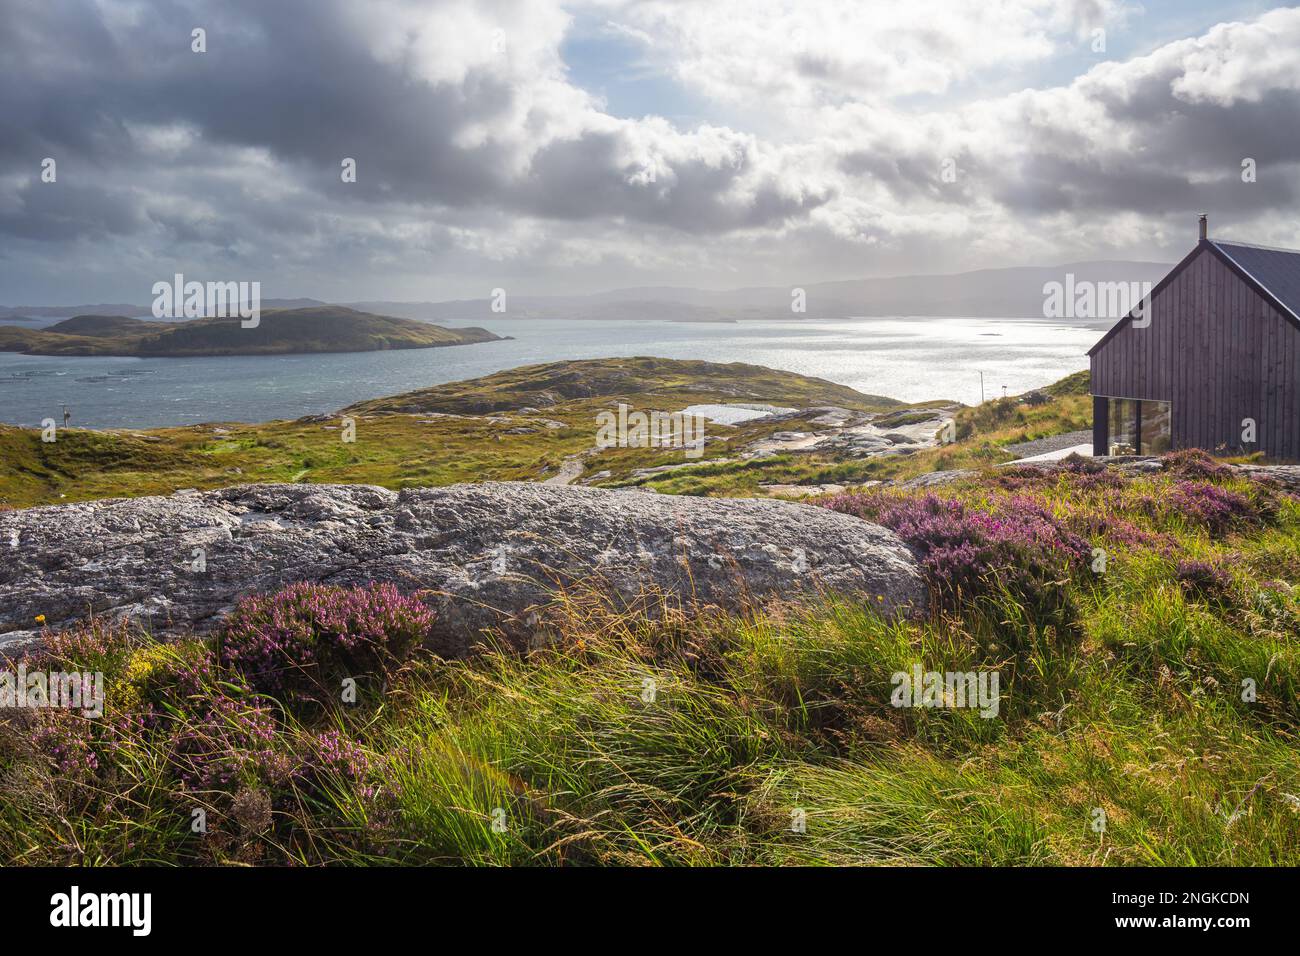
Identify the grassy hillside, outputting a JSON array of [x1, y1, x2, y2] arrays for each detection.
[[0, 360, 1109, 508], [3, 451, 1297, 865], [602, 373, 1094, 496], [0, 307, 500, 357], [1, 360, 1297, 867], [0, 358, 911, 507], [347, 356, 902, 415]]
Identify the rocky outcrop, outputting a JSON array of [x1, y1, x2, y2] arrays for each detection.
[[1227, 464, 1300, 492], [0, 482, 925, 656]]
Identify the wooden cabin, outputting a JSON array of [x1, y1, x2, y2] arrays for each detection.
[[1089, 217, 1300, 461]]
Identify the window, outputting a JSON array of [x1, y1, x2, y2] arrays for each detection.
[[1108, 399, 1137, 455], [1107, 399, 1171, 455], [1140, 401, 1172, 454]]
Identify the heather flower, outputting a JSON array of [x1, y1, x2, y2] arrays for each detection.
[[29, 711, 99, 781], [1059, 455, 1126, 491], [312, 729, 371, 778], [1065, 511, 1177, 556], [113, 641, 220, 728], [1161, 448, 1232, 482], [219, 582, 435, 704], [992, 466, 1050, 492], [994, 457, 1123, 494], [822, 490, 1090, 626], [1175, 559, 1234, 604], [34, 618, 136, 675], [175, 705, 283, 789], [1168, 481, 1260, 534], [308, 729, 375, 798]]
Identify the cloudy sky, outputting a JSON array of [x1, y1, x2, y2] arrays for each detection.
[[2, 0, 1298, 304]]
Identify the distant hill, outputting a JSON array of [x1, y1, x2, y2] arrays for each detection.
[[0, 307, 501, 357], [347, 259, 1172, 323], [346, 355, 900, 416], [2, 258, 1175, 326], [46, 314, 178, 337]]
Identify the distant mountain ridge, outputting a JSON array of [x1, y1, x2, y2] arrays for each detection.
[[2, 259, 1174, 324], [350, 260, 1173, 323]]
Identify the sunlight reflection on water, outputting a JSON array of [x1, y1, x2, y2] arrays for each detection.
[[0, 315, 1106, 429]]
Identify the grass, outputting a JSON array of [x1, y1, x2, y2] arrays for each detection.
[[0, 357, 910, 507], [3, 454, 1298, 865], [3, 362, 1295, 866], [630, 386, 1095, 495], [0, 361, 1275, 507]]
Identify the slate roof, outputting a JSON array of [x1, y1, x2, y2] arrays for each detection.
[[1210, 240, 1300, 322], [1088, 238, 1300, 356]]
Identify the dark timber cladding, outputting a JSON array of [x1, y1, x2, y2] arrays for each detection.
[[1088, 223, 1300, 462]]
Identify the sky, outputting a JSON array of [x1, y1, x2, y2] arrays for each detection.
[[1, 0, 1298, 304]]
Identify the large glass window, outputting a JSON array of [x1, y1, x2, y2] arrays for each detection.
[[1140, 401, 1172, 454], [1108, 399, 1138, 455], [1107, 399, 1171, 455]]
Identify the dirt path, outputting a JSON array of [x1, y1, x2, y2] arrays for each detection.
[[544, 453, 587, 485]]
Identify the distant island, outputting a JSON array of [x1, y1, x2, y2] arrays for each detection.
[[0, 306, 502, 357]]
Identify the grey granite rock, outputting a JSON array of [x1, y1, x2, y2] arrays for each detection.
[[0, 482, 925, 657]]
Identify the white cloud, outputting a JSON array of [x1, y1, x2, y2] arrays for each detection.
[[1169, 8, 1300, 105], [602, 0, 1130, 110]]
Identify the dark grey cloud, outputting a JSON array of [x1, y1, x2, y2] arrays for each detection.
[[0, 0, 819, 231], [977, 85, 1300, 218], [520, 130, 831, 232], [0, 179, 148, 240], [1, 1, 1298, 303]]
